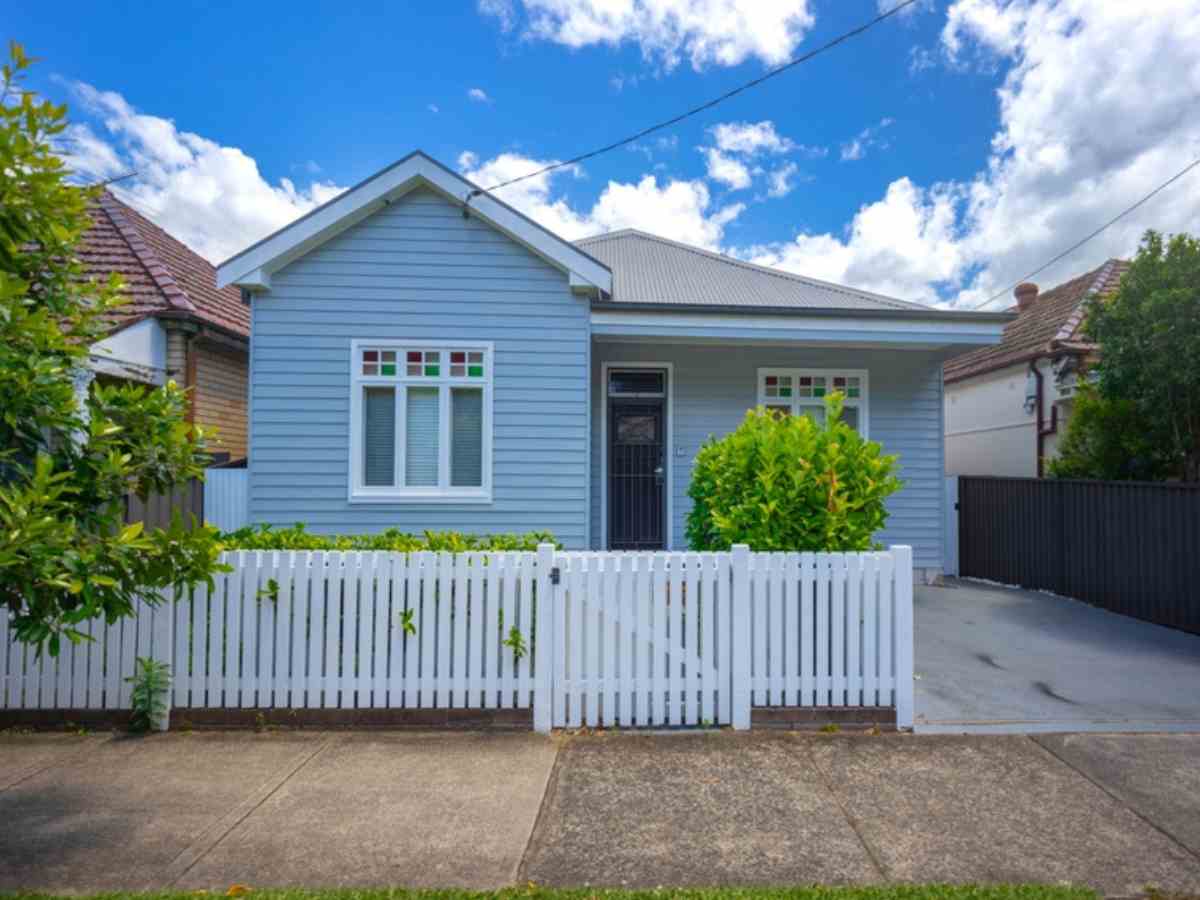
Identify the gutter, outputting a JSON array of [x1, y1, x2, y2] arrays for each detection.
[[591, 300, 1015, 323]]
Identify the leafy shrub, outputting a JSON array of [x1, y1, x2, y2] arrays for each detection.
[[126, 657, 171, 732], [686, 394, 902, 552], [219, 523, 557, 553]]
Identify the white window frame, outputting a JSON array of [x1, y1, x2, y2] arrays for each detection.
[[756, 367, 870, 438], [348, 339, 494, 504]]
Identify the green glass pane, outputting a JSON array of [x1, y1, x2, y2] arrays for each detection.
[[848, 387, 860, 398], [468, 365, 483, 377], [424, 364, 440, 377], [814, 387, 825, 397], [381, 364, 396, 376], [779, 388, 792, 397]]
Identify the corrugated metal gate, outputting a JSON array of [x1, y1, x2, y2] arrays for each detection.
[[957, 476, 1200, 634]]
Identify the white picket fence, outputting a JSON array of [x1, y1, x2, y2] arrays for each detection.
[[0, 545, 914, 731]]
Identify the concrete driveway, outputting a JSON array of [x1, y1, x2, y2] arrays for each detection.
[[916, 578, 1200, 733]]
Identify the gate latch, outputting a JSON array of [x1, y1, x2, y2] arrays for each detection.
[[549, 566, 561, 585]]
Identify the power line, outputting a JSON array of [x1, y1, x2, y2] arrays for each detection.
[[968, 155, 1200, 310], [467, 0, 919, 200]]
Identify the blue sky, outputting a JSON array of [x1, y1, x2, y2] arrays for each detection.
[[9, 1, 1200, 307]]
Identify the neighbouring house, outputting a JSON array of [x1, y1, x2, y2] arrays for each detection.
[[81, 191, 251, 462], [943, 260, 1129, 478], [216, 151, 1008, 581]]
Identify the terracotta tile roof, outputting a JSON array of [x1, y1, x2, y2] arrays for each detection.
[[78, 192, 249, 339], [943, 259, 1129, 383]]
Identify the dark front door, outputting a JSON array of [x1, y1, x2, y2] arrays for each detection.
[[609, 399, 665, 550]]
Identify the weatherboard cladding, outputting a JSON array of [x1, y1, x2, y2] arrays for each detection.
[[591, 343, 948, 568], [577, 229, 930, 311], [248, 187, 591, 545]]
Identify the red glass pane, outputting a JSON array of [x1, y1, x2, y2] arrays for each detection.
[[406, 351, 422, 363], [765, 376, 777, 386], [363, 350, 378, 363], [451, 351, 466, 364]]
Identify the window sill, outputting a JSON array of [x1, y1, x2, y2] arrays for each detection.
[[348, 491, 493, 506]]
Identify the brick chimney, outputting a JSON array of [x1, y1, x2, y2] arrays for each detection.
[[1014, 282, 1039, 311]]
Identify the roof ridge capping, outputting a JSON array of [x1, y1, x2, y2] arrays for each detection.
[[216, 150, 612, 295], [1051, 257, 1127, 346], [577, 227, 931, 311], [98, 192, 196, 314]]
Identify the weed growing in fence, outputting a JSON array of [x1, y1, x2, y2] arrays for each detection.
[[502, 625, 528, 662], [125, 657, 171, 732]]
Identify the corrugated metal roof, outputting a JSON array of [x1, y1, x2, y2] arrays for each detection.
[[575, 229, 932, 312]]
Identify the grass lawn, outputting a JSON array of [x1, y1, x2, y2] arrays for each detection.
[[0, 888, 1099, 900]]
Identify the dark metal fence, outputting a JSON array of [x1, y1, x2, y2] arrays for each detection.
[[958, 476, 1200, 634], [124, 479, 204, 530]]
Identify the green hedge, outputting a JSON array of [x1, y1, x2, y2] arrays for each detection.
[[219, 523, 557, 553]]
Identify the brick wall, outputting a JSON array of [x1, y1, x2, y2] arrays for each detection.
[[191, 341, 248, 460]]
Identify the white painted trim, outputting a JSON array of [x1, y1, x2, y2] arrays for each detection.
[[218, 152, 612, 294], [599, 361, 674, 551], [756, 367, 870, 439], [348, 338, 494, 504]]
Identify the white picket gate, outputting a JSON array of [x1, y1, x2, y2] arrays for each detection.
[[1, 544, 914, 731], [550, 552, 734, 729]]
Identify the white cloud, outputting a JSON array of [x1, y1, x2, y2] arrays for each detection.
[[479, 0, 817, 71], [703, 149, 752, 190], [710, 120, 796, 156], [58, 81, 345, 263], [839, 117, 894, 162], [744, 1, 1200, 307], [458, 150, 743, 248], [748, 178, 965, 300], [766, 162, 801, 199], [467, 87, 491, 103], [478, 0, 517, 30], [878, 0, 934, 16]]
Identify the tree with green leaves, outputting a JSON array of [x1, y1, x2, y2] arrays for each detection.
[[0, 43, 224, 653], [1051, 230, 1200, 482]]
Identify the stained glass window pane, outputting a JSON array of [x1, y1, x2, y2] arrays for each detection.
[[468, 365, 484, 378], [451, 365, 466, 377]]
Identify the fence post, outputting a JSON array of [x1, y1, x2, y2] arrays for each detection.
[[890, 545, 914, 731], [533, 543, 556, 734], [730, 544, 751, 730]]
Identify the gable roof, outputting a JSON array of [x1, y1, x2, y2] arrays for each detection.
[[216, 150, 612, 295], [80, 192, 249, 339], [943, 259, 1129, 383], [576, 229, 932, 312]]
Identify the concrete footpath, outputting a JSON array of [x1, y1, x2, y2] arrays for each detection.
[[2, 730, 1198, 897]]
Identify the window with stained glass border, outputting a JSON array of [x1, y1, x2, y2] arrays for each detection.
[[756, 368, 869, 437], [350, 340, 493, 503]]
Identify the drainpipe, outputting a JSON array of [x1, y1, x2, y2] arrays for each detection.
[[1029, 359, 1058, 478]]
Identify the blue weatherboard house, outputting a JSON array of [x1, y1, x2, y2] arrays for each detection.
[[217, 151, 1008, 581]]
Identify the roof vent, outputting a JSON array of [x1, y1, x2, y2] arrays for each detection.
[[1014, 282, 1039, 311]]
